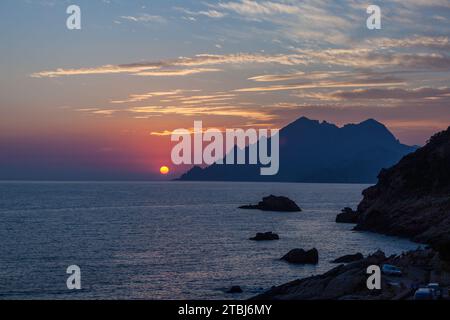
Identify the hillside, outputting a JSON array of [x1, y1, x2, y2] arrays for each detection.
[[355, 126, 450, 245]]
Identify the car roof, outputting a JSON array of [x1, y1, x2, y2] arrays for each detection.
[[383, 264, 399, 269]]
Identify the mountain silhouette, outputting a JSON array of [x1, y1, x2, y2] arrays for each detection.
[[177, 117, 417, 183]]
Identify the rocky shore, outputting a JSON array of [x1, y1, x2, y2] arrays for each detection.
[[354, 127, 450, 246], [252, 127, 450, 300], [253, 248, 450, 300]]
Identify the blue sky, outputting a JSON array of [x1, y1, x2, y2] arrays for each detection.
[[1, 0, 449, 179]]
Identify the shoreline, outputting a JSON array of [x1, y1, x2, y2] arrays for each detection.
[[252, 247, 450, 300]]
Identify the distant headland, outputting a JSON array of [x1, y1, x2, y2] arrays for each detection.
[[177, 117, 417, 184]]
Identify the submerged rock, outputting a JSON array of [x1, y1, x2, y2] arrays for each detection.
[[281, 248, 319, 264], [239, 195, 301, 212], [332, 253, 364, 263], [249, 232, 280, 241], [336, 207, 359, 224], [226, 286, 243, 293]]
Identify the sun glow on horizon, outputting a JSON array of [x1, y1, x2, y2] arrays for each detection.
[[160, 166, 170, 175]]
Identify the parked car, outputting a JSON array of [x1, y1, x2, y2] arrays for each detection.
[[427, 283, 442, 299], [414, 288, 434, 300], [382, 264, 402, 276]]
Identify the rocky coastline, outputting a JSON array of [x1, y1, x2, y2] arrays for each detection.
[[252, 127, 450, 300], [253, 248, 450, 300], [354, 127, 450, 247]]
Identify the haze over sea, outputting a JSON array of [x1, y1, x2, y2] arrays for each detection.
[[0, 181, 419, 300]]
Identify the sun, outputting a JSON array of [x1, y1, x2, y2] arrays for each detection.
[[159, 166, 170, 175]]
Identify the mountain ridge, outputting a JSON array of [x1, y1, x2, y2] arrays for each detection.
[[177, 117, 417, 183]]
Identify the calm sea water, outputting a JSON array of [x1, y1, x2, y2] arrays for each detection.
[[0, 181, 420, 300]]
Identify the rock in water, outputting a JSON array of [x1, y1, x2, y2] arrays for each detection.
[[227, 286, 243, 293], [281, 248, 319, 264], [355, 126, 450, 245], [249, 232, 280, 241], [331, 253, 364, 263], [239, 195, 301, 212], [336, 207, 359, 223]]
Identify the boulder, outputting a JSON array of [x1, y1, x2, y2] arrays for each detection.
[[332, 253, 364, 263], [281, 248, 319, 264], [226, 286, 243, 293], [240, 195, 301, 212], [249, 232, 280, 241], [336, 207, 359, 224]]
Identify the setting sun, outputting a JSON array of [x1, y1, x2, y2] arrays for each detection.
[[159, 166, 170, 175]]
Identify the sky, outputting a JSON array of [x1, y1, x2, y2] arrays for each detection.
[[0, 0, 449, 180]]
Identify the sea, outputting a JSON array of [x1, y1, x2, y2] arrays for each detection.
[[0, 181, 420, 300]]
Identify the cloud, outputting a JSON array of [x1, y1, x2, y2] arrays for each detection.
[[177, 94, 236, 105], [31, 53, 307, 78], [32, 45, 450, 79], [209, 0, 358, 44], [76, 105, 277, 121], [294, 48, 450, 70], [76, 108, 117, 116], [114, 91, 240, 109], [128, 105, 275, 121], [235, 79, 405, 93], [202, 0, 450, 47], [175, 7, 227, 18], [248, 71, 363, 82], [249, 71, 306, 82], [390, 0, 450, 7], [326, 87, 450, 100], [91, 109, 117, 115], [216, 0, 301, 17], [151, 127, 227, 136], [367, 36, 450, 50], [31, 64, 160, 78], [172, 53, 306, 67], [134, 68, 221, 76], [76, 91, 275, 121], [197, 10, 227, 18], [150, 130, 175, 136], [110, 90, 200, 104], [120, 14, 167, 24]]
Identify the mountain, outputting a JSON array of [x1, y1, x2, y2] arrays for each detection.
[[355, 126, 450, 245], [177, 117, 416, 183]]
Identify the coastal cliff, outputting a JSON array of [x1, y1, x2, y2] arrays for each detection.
[[354, 127, 450, 246]]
